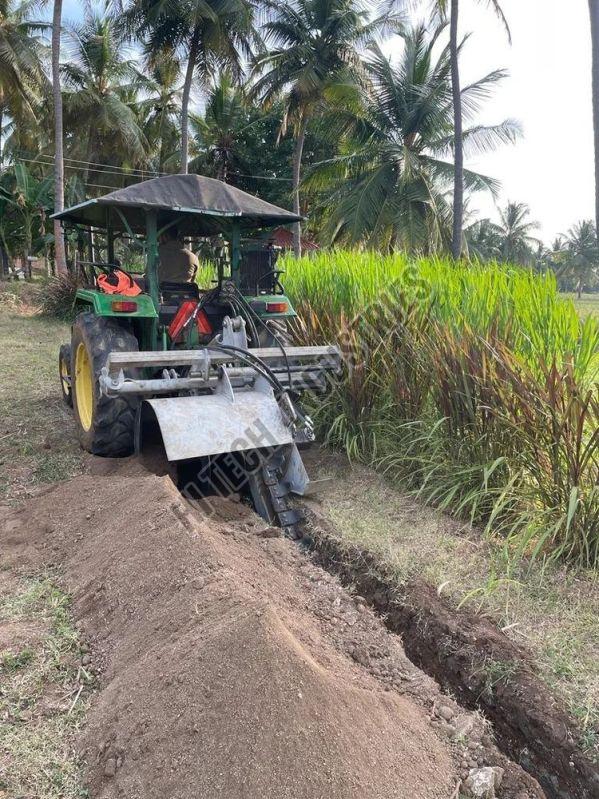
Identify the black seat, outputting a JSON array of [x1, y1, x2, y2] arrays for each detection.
[[239, 247, 279, 295], [133, 275, 147, 292]]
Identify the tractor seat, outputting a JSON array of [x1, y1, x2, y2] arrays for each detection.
[[158, 281, 200, 326]]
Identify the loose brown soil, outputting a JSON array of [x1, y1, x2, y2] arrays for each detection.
[[0, 460, 543, 798]]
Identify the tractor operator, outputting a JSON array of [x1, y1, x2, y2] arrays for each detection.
[[158, 225, 199, 283]]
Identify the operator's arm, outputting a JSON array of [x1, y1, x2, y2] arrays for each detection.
[[188, 250, 199, 282]]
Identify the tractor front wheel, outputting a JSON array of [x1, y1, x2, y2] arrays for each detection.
[[70, 313, 139, 457]]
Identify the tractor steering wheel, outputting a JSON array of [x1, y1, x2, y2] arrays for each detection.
[[257, 269, 286, 294]]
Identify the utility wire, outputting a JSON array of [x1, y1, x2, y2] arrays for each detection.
[[14, 150, 165, 175], [14, 150, 294, 182], [20, 154, 164, 179]]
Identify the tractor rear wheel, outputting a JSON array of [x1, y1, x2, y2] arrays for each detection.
[[70, 313, 139, 457], [58, 344, 73, 407]]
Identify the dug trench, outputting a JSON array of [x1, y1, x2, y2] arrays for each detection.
[[302, 508, 599, 799], [0, 457, 547, 799]]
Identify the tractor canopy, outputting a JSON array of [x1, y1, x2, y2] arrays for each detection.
[[52, 174, 303, 235]]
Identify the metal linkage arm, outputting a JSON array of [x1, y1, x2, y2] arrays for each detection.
[[105, 345, 341, 375]]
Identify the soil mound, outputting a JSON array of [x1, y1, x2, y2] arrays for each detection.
[[2, 471, 457, 799]]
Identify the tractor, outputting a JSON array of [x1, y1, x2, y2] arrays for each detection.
[[55, 174, 340, 534]]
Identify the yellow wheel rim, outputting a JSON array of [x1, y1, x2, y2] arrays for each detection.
[[60, 355, 70, 396], [75, 342, 93, 432]]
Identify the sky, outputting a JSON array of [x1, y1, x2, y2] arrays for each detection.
[[57, 0, 595, 244]]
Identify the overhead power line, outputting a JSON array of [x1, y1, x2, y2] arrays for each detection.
[[13, 152, 295, 184]]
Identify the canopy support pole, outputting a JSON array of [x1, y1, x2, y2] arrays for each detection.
[[146, 210, 160, 350], [106, 209, 114, 265], [230, 223, 241, 287]]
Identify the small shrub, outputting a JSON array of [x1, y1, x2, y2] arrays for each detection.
[[39, 272, 83, 319]]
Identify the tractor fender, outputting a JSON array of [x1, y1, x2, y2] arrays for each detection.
[[74, 288, 158, 318]]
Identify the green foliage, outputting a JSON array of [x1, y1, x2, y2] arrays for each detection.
[[123, 0, 256, 94], [0, 161, 53, 260], [304, 24, 519, 251], [0, 0, 49, 127], [252, 0, 392, 123], [496, 201, 540, 263], [0, 1, 521, 267], [62, 4, 150, 190], [560, 221, 599, 294], [283, 251, 599, 567]]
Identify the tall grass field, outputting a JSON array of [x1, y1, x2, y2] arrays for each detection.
[[281, 252, 599, 567]]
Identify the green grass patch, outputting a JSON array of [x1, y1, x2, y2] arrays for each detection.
[[0, 575, 91, 798], [1, 648, 35, 671]]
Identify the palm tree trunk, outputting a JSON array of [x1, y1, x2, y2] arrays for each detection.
[[0, 226, 10, 277], [52, 0, 67, 274], [450, 0, 464, 260], [82, 126, 94, 188], [0, 106, 5, 277], [180, 26, 201, 175], [589, 0, 599, 235], [292, 113, 308, 258], [23, 214, 32, 279], [159, 108, 167, 174]]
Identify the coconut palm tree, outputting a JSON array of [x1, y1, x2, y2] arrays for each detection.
[[536, 235, 567, 277], [0, 0, 48, 131], [52, 0, 67, 273], [122, 0, 256, 176], [433, 0, 510, 259], [139, 50, 182, 173], [306, 25, 518, 253], [0, 0, 48, 270], [189, 73, 253, 181], [62, 2, 150, 194], [566, 219, 599, 297], [252, 0, 401, 256], [464, 217, 503, 261], [496, 201, 540, 264]]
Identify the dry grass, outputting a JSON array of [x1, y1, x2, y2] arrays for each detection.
[[0, 290, 84, 500], [0, 573, 92, 798], [306, 449, 599, 758], [0, 295, 90, 796]]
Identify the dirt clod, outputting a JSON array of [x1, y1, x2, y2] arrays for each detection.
[[103, 759, 117, 778], [464, 766, 505, 799], [438, 705, 456, 722]]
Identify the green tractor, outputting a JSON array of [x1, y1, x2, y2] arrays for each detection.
[[55, 174, 340, 534]]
